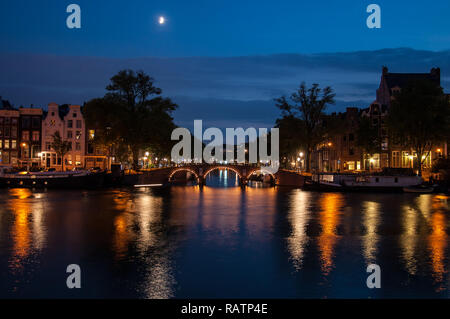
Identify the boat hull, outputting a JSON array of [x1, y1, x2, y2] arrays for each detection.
[[0, 172, 105, 189]]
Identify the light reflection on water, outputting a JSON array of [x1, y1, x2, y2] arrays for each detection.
[[0, 182, 449, 298]]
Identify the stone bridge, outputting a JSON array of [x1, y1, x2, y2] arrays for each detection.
[[136, 164, 305, 187]]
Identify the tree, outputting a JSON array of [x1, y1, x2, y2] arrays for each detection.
[[356, 117, 381, 170], [50, 131, 71, 171], [387, 79, 450, 176], [275, 83, 335, 171], [275, 115, 307, 168], [84, 70, 177, 168]]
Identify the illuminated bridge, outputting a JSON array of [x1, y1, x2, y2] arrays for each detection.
[[136, 164, 305, 187]]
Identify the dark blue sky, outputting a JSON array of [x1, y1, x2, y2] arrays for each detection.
[[1, 0, 450, 56], [1, 1, 450, 129]]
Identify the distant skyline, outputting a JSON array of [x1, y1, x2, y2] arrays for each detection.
[[1, 1, 450, 130]]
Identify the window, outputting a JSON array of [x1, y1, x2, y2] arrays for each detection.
[[0, 117, 3, 124], [0, 140, 2, 148], [76, 131, 81, 139], [392, 151, 401, 168], [4, 127, 10, 137], [67, 131, 73, 139], [46, 142, 51, 151], [32, 131, 40, 141], [375, 177, 379, 183], [402, 151, 412, 168], [11, 140, 16, 149], [11, 118, 18, 125], [349, 133, 354, 141], [76, 120, 82, 129], [22, 131, 30, 141], [31, 145, 41, 158], [68, 120, 73, 128], [89, 130, 95, 140], [0, 128, 3, 137], [347, 161, 355, 170], [394, 177, 398, 183], [4, 118, 10, 125], [68, 142, 73, 151], [75, 142, 81, 151], [32, 117, 40, 128], [4, 140, 9, 149], [22, 117, 30, 128], [73, 112, 77, 118], [11, 127, 17, 138], [349, 148, 354, 156]]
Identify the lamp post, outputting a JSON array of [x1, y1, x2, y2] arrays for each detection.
[[299, 152, 304, 171]]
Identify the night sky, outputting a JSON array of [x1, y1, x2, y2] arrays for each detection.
[[1, 0, 450, 130]]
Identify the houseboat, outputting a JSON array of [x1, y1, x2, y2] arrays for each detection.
[[305, 169, 423, 192], [0, 167, 105, 189]]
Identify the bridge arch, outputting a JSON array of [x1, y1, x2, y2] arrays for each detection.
[[246, 168, 276, 181], [168, 168, 200, 183], [203, 166, 243, 179]]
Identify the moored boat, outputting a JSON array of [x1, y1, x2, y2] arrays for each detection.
[[0, 167, 105, 189], [403, 185, 434, 193], [305, 169, 423, 192]]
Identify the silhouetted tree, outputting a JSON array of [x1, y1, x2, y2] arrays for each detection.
[[275, 83, 335, 171], [50, 131, 71, 171], [356, 117, 381, 170], [84, 70, 177, 168]]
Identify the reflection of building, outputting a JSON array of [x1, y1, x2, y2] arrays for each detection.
[[313, 67, 447, 175], [18, 107, 43, 168], [41, 103, 86, 170]]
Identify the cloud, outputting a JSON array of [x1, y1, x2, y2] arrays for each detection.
[[0, 48, 449, 128]]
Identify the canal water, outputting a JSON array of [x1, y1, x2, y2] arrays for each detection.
[[0, 169, 449, 298]]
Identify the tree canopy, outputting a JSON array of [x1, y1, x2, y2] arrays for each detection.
[[84, 70, 177, 168], [275, 83, 335, 171]]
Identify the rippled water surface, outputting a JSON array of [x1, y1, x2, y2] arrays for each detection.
[[0, 170, 449, 298]]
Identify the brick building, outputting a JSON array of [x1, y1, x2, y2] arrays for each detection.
[[312, 67, 447, 174]]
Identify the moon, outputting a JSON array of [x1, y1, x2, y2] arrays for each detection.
[[158, 16, 165, 24]]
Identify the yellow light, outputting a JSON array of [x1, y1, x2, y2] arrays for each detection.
[[369, 158, 375, 163], [437, 148, 441, 153], [328, 142, 332, 147], [291, 162, 296, 167], [145, 151, 149, 157], [299, 152, 304, 157], [297, 157, 301, 162], [21, 143, 27, 147]]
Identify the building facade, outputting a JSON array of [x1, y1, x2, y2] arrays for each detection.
[[312, 67, 448, 175], [18, 107, 43, 167], [0, 109, 19, 166], [41, 103, 86, 170]]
